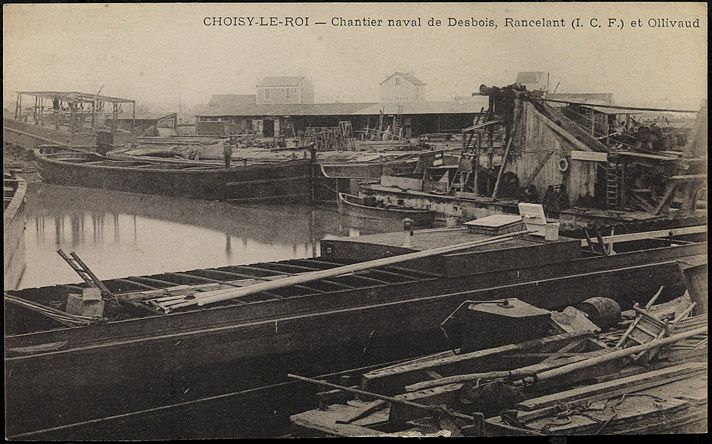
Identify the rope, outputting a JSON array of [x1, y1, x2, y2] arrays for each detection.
[[538, 97, 699, 114]]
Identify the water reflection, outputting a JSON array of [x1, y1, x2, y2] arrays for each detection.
[[18, 184, 402, 289]]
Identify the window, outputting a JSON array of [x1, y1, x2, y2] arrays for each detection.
[[395, 78, 401, 85], [285, 88, 290, 98], [265, 89, 271, 99]]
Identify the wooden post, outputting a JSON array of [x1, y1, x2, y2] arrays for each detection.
[[131, 101, 136, 138], [492, 104, 523, 199], [473, 132, 481, 197], [91, 101, 96, 132], [111, 103, 118, 135], [69, 102, 75, 146]]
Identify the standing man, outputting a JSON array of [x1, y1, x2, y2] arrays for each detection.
[[223, 141, 233, 169]]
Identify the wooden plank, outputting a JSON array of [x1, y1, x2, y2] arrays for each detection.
[[580, 225, 706, 246], [668, 174, 706, 181], [570, 150, 608, 162], [517, 361, 706, 411], [172, 230, 530, 310], [291, 409, 385, 437], [361, 330, 591, 393]]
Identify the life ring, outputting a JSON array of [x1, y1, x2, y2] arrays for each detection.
[[558, 158, 569, 172]]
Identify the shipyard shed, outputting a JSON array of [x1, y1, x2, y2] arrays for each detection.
[[194, 98, 488, 138]]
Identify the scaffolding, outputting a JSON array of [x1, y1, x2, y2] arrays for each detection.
[[303, 121, 356, 151], [12, 91, 136, 145]]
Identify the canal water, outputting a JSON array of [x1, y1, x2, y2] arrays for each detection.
[[9, 183, 409, 438], [15, 183, 403, 290]]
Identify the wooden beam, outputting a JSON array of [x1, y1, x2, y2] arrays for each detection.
[[653, 182, 679, 215], [361, 330, 591, 393], [525, 326, 707, 384], [170, 230, 531, 310], [516, 361, 706, 413], [630, 192, 656, 213], [580, 225, 706, 246], [113, 278, 158, 291], [520, 150, 555, 189], [126, 275, 183, 288], [668, 174, 706, 182], [492, 106, 523, 199]]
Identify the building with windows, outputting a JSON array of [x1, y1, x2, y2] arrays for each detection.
[[256, 76, 314, 105], [379, 72, 426, 102]]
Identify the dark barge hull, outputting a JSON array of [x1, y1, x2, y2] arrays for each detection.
[[33, 146, 312, 203], [4, 233, 705, 436]]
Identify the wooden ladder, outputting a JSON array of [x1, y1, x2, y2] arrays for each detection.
[[448, 170, 471, 194], [605, 161, 619, 210], [57, 249, 111, 295], [393, 105, 404, 138]]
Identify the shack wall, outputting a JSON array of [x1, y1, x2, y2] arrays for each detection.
[[507, 101, 597, 204]]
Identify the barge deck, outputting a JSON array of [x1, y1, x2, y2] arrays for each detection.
[[4, 225, 706, 436]]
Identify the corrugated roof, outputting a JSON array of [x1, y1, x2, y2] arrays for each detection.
[[196, 99, 488, 117], [197, 102, 375, 117], [352, 99, 489, 115], [257, 76, 307, 87], [379, 72, 426, 86]]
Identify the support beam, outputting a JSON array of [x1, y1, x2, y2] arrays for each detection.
[[114, 278, 158, 291], [653, 183, 679, 215], [201, 268, 328, 294], [520, 150, 555, 189], [126, 275, 183, 288], [492, 106, 523, 199]]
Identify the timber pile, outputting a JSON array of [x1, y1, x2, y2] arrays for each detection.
[[289, 292, 708, 437]]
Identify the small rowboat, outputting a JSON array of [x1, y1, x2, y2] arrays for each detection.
[[337, 192, 435, 227]]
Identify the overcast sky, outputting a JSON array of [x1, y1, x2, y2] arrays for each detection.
[[3, 3, 707, 110]]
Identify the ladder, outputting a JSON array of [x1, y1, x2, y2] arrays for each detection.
[[605, 161, 619, 210], [448, 170, 471, 194], [57, 249, 163, 316], [57, 249, 111, 295], [393, 105, 404, 138]]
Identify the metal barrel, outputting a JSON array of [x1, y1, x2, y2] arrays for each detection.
[[576, 297, 622, 329]]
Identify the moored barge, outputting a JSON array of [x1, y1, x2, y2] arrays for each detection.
[[4, 223, 706, 435], [33, 145, 312, 203]]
